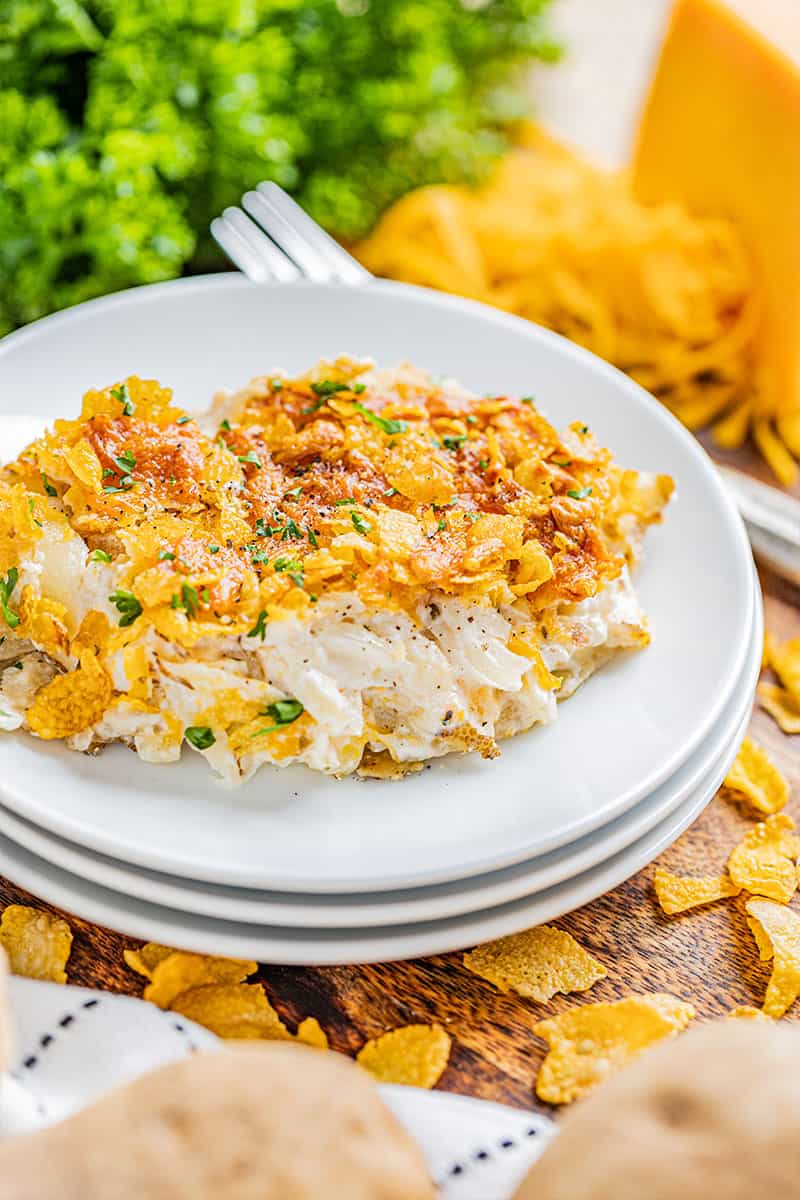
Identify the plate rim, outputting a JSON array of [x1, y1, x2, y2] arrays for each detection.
[[0, 275, 756, 891], [0, 703, 751, 964], [0, 571, 760, 926]]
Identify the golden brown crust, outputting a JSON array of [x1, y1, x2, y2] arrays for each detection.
[[0, 362, 672, 632]]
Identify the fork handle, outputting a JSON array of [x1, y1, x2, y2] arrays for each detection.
[[718, 465, 800, 586]]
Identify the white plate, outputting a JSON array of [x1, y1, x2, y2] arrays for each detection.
[[0, 277, 754, 892], [0, 690, 752, 964], [0, 572, 761, 927]]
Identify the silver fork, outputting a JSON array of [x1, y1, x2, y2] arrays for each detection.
[[212, 183, 800, 586], [210, 182, 371, 286]]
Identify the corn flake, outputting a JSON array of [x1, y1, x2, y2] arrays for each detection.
[[143, 951, 258, 1009], [769, 636, 800, 705], [296, 1017, 329, 1049], [26, 654, 112, 740], [653, 867, 740, 915], [463, 925, 607, 1002], [170, 983, 291, 1040], [357, 1024, 451, 1089], [533, 993, 695, 1105], [723, 737, 789, 815], [728, 813, 800, 903], [758, 683, 800, 735], [123, 942, 176, 979], [745, 897, 800, 1018], [727, 1005, 773, 1022], [0, 905, 72, 984]]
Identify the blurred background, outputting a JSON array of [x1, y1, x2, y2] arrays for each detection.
[[2, 0, 797, 483]]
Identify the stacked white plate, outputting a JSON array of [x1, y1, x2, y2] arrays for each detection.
[[0, 278, 760, 964]]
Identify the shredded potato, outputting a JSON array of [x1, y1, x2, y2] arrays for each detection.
[[354, 123, 783, 480]]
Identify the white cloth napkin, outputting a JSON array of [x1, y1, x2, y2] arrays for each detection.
[[0, 978, 554, 1198]]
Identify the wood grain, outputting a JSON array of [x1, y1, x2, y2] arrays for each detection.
[[1, 514, 798, 1117]]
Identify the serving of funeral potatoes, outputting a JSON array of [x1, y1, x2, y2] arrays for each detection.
[[0, 358, 671, 784]]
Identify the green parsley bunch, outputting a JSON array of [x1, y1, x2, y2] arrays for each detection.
[[0, 0, 556, 335]]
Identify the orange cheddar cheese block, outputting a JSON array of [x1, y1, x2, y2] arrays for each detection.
[[633, 0, 800, 432]]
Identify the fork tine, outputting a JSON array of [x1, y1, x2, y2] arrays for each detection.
[[213, 209, 301, 283], [210, 216, 273, 283], [242, 191, 336, 283], [255, 182, 372, 285]]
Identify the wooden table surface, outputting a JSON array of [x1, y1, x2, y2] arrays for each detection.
[[1, 459, 796, 1117]]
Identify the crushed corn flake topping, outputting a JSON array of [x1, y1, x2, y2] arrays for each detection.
[[463, 925, 606, 1002], [727, 813, 800, 904], [0, 364, 671, 763], [723, 737, 789, 815], [533, 993, 695, 1106], [0, 904, 72, 984], [745, 898, 800, 1018], [26, 654, 112, 740], [653, 867, 741, 916], [356, 1024, 451, 1089]]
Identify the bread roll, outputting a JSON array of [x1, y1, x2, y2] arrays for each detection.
[[516, 1021, 800, 1200], [0, 1043, 434, 1199]]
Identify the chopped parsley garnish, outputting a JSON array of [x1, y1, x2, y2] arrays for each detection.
[[41, 473, 57, 497], [281, 518, 304, 541], [273, 557, 304, 587], [172, 582, 200, 618], [219, 419, 231, 432], [108, 589, 142, 627], [437, 517, 447, 531], [251, 548, 270, 564], [90, 549, 112, 563], [185, 726, 215, 750], [466, 414, 477, 425], [254, 517, 271, 537], [521, 395, 536, 405], [353, 401, 407, 436], [283, 485, 304, 499], [102, 468, 115, 478], [200, 588, 210, 603], [567, 487, 593, 500], [311, 379, 349, 397], [251, 698, 304, 737], [115, 449, 136, 473], [176, 415, 191, 425], [247, 609, 268, 640], [580, 425, 589, 434], [159, 550, 176, 561], [0, 568, 20, 629], [111, 384, 134, 416], [442, 434, 468, 452], [334, 497, 356, 506], [552, 459, 572, 468], [351, 382, 366, 394], [269, 378, 283, 391], [477, 459, 488, 471], [237, 450, 262, 469], [308, 528, 319, 547], [351, 511, 371, 535], [209, 545, 220, 554], [383, 486, 397, 497]]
